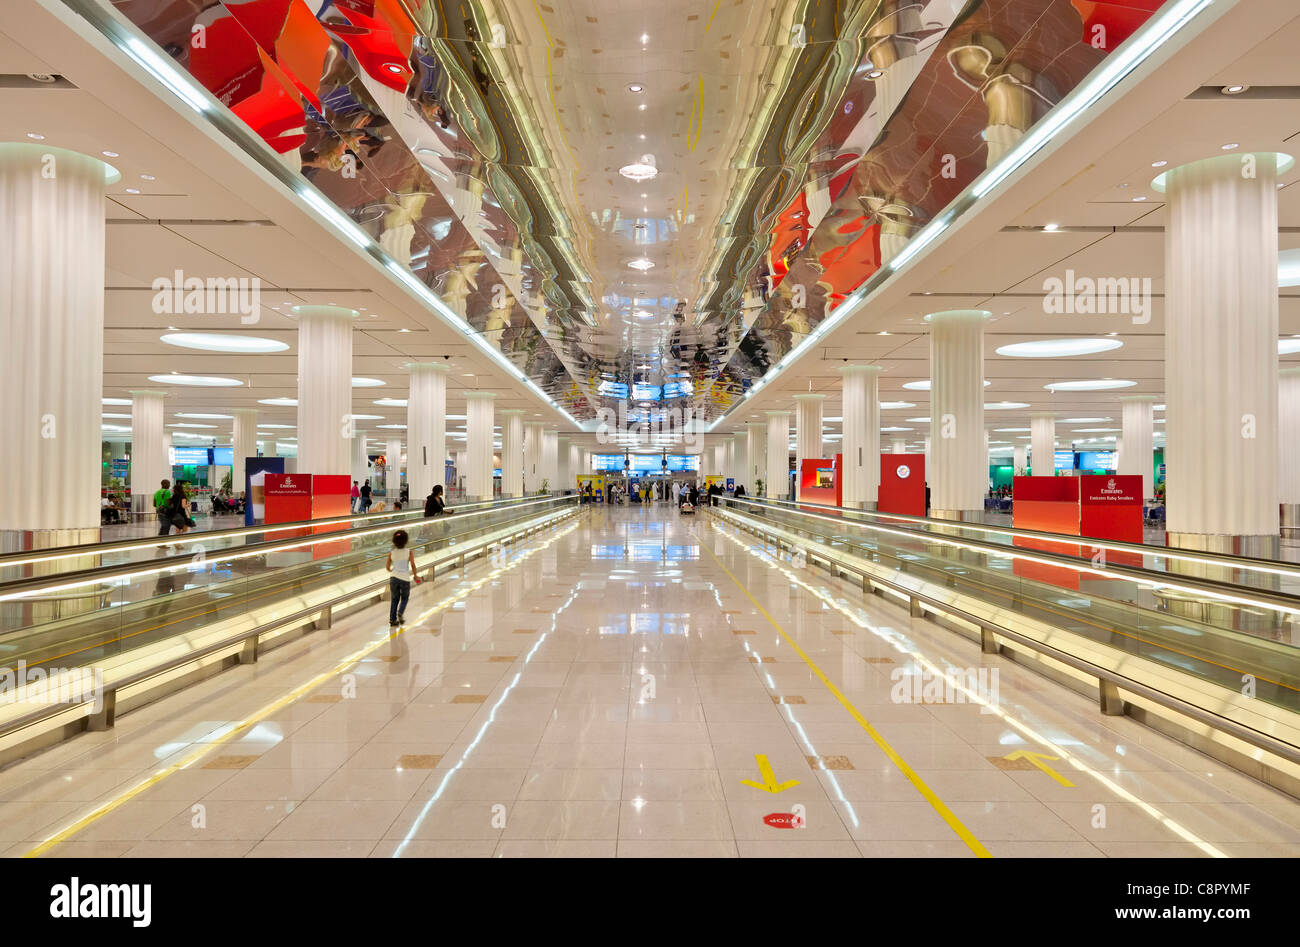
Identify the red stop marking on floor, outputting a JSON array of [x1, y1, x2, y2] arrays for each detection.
[[763, 812, 801, 829]]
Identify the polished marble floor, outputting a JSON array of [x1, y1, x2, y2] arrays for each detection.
[[4, 506, 1299, 858]]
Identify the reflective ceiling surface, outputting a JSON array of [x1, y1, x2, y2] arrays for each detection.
[[112, 0, 1167, 425]]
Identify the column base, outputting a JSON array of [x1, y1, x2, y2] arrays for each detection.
[[1, 527, 102, 552], [842, 500, 877, 512], [1281, 504, 1300, 531], [929, 509, 984, 524], [1165, 532, 1280, 560]]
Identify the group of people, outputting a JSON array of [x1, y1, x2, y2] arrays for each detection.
[[350, 480, 373, 513], [152, 478, 195, 537], [100, 493, 128, 525]]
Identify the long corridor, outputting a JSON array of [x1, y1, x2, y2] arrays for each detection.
[[3, 506, 1297, 859]]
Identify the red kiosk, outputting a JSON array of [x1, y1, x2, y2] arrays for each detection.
[[265, 473, 353, 559], [1011, 474, 1144, 587], [878, 454, 926, 516], [797, 454, 842, 507]]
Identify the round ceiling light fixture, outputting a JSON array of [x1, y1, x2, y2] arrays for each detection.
[[627, 258, 655, 271], [1044, 379, 1137, 391], [176, 412, 233, 419], [160, 332, 289, 353], [148, 374, 243, 387], [102, 397, 132, 406], [351, 377, 386, 387], [258, 397, 298, 406], [374, 398, 408, 407], [985, 401, 1031, 410], [902, 379, 990, 391], [1221, 84, 1248, 95], [619, 154, 659, 182], [627, 83, 644, 93], [996, 338, 1124, 358]]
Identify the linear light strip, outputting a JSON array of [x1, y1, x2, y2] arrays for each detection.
[[709, 0, 1216, 431]]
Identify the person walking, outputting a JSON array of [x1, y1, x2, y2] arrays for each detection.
[[153, 478, 172, 536], [385, 528, 421, 626], [166, 482, 192, 536], [424, 484, 447, 516], [360, 479, 373, 512], [350, 480, 360, 513]]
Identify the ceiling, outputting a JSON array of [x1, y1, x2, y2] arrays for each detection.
[[4, 0, 1299, 461]]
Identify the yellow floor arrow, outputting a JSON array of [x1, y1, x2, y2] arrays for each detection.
[[741, 753, 801, 793], [1004, 750, 1075, 787]]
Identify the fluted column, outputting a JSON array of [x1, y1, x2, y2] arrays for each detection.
[[465, 392, 496, 500], [713, 441, 726, 477], [892, 439, 906, 454], [731, 434, 747, 489], [541, 430, 558, 493], [232, 408, 258, 495], [385, 438, 402, 501], [1119, 396, 1155, 499], [406, 362, 448, 502], [766, 411, 791, 501], [1013, 445, 1027, 476], [745, 421, 767, 493], [1280, 369, 1300, 527], [1, 144, 115, 545], [556, 435, 570, 493], [351, 430, 370, 487], [1030, 413, 1056, 477], [500, 409, 525, 497], [129, 390, 168, 515], [928, 309, 989, 520], [793, 393, 825, 501], [567, 440, 582, 493], [1157, 152, 1288, 553], [293, 305, 355, 476], [523, 421, 544, 494], [839, 365, 881, 510]]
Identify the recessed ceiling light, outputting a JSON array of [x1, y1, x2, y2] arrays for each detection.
[[1132, 196, 1147, 202], [258, 423, 295, 429], [994, 427, 1031, 432], [619, 154, 658, 181], [351, 377, 385, 387], [997, 338, 1123, 358], [25, 132, 44, 140], [627, 83, 644, 93], [1073, 427, 1121, 433], [1061, 417, 1111, 423], [167, 422, 216, 428], [399, 328, 411, 333], [1151, 160, 1167, 168], [376, 424, 408, 429], [176, 412, 233, 419], [638, 103, 646, 111], [880, 401, 915, 410], [640, 33, 649, 44], [1221, 142, 1239, 150], [1279, 339, 1300, 355], [148, 374, 243, 387], [1221, 84, 1248, 95], [627, 258, 655, 271], [1043, 223, 1059, 232], [101, 150, 119, 157], [1044, 379, 1137, 391], [161, 332, 289, 353], [258, 397, 298, 406], [374, 398, 408, 407], [102, 397, 132, 406], [877, 330, 890, 336], [101, 412, 131, 419], [140, 174, 155, 181], [985, 401, 1031, 410], [639, 134, 646, 140], [125, 187, 140, 194], [903, 379, 990, 391], [349, 414, 383, 420]]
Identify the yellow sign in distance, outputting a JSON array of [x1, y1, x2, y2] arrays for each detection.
[[741, 753, 801, 793], [1003, 750, 1075, 787]]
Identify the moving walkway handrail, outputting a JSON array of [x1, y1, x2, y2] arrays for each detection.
[[710, 504, 1300, 766], [0, 494, 544, 570], [720, 497, 1300, 619], [0, 496, 582, 740], [0, 495, 574, 600], [747, 496, 1300, 579]]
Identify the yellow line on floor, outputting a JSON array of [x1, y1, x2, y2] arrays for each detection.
[[701, 540, 993, 858], [23, 518, 579, 858]]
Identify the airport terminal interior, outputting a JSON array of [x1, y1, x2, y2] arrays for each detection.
[[2, 0, 1300, 872]]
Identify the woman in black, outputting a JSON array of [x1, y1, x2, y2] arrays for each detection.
[[424, 484, 447, 516], [167, 482, 192, 535]]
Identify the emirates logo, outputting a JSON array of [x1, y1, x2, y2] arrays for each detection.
[[282, 476, 297, 489], [1107, 477, 1116, 490]]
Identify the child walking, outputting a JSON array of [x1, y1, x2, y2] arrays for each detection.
[[385, 529, 421, 626]]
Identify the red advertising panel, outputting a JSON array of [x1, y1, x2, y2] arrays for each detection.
[[265, 472, 313, 544], [1011, 476, 1081, 589], [310, 474, 353, 560], [797, 457, 838, 507], [877, 454, 925, 516], [1079, 475, 1144, 570]]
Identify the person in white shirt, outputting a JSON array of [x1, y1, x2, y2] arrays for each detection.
[[385, 529, 421, 626]]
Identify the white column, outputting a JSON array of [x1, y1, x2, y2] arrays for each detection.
[[129, 390, 168, 514], [1, 144, 114, 543], [1159, 152, 1285, 551], [793, 393, 825, 500], [556, 435, 570, 492], [928, 309, 989, 519], [523, 421, 544, 493], [713, 441, 726, 476], [839, 365, 881, 510], [1030, 413, 1056, 477], [1280, 369, 1300, 527], [1013, 445, 1027, 476], [385, 438, 402, 500], [731, 434, 747, 489], [500, 409, 525, 497], [232, 408, 258, 495], [1119, 396, 1154, 499], [465, 392, 496, 500], [351, 430, 370, 486], [293, 305, 355, 476], [746, 421, 767, 491], [406, 362, 448, 502], [542, 430, 559, 493], [567, 440, 581, 492], [891, 439, 906, 454], [766, 411, 790, 500]]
